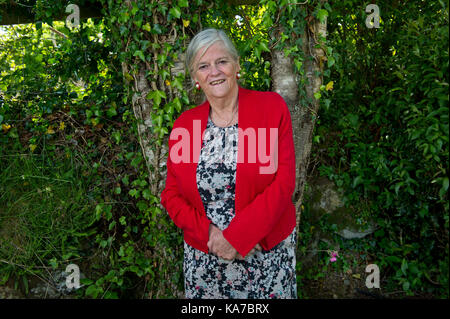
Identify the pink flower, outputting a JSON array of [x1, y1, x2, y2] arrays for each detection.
[[330, 257, 337, 262]]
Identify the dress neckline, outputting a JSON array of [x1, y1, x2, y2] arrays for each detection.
[[208, 116, 238, 129]]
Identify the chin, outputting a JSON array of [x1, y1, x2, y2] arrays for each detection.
[[207, 84, 237, 99]]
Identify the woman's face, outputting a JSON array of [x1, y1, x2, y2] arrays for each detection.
[[193, 41, 240, 101]]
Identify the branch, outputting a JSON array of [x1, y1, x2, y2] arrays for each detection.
[[47, 25, 67, 39]]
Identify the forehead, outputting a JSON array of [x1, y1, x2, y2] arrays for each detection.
[[195, 42, 232, 63]]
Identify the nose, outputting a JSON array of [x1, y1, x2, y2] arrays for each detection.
[[209, 63, 221, 76]]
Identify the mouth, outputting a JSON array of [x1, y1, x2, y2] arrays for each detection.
[[209, 79, 226, 86]]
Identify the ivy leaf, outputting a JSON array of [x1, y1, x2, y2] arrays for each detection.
[[133, 50, 146, 62], [327, 56, 336, 68], [325, 81, 334, 91], [259, 41, 270, 53], [254, 46, 261, 60], [317, 9, 328, 24], [142, 189, 152, 200], [153, 24, 162, 34], [173, 97, 182, 112], [353, 175, 363, 188], [142, 23, 151, 32], [152, 114, 163, 127], [314, 91, 321, 100], [131, 3, 139, 16], [169, 7, 181, 19], [146, 90, 167, 106], [323, 99, 331, 111], [294, 58, 302, 71], [401, 259, 408, 276], [178, 0, 189, 8], [443, 177, 449, 191]]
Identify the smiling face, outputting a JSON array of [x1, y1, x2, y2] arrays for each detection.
[[193, 41, 240, 101]]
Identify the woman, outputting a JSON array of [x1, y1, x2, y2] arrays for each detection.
[[161, 28, 297, 299]]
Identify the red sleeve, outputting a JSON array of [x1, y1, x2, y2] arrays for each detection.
[[160, 124, 212, 251], [222, 97, 296, 257]]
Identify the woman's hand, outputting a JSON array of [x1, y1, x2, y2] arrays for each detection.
[[207, 224, 238, 260], [208, 225, 263, 260], [236, 244, 262, 260]]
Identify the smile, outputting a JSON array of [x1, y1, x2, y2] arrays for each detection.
[[210, 79, 225, 85]]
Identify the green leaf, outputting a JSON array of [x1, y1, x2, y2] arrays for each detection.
[[169, 7, 181, 19], [131, 3, 139, 16], [107, 107, 117, 118], [401, 259, 408, 275], [142, 23, 151, 32], [443, 177, 449, 192], [85, 285, 103, 299], [402, 281, 410, 291], [353, 176, 363, 188], [129, 188, 139, 198], [133, 50, 146, 62], [259, 41, 270, 52], [108, 220, 116, 230], [317, 9, 328, 24], [178, 0, 189, 7], [327, 56, 335, 68], [146, 90, 167, 106], [153, 114, 163, 127], [386, 256, 402, 264], [254, 45, 261, 60], [314, 92, 321, 100]]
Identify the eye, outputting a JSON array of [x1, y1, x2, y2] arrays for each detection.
[[198, 64, 208, 70], [218, 59, 228, 64]]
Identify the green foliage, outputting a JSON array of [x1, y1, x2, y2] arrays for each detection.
[[0, 137, 98, 291], [0, 0, 448, 299], [314, 0, 449, 297]]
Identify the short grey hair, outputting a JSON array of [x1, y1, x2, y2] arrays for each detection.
[[185, 28, 239, 80]]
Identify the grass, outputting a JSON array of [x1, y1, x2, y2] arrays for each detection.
[[0, 149, 98, 293]]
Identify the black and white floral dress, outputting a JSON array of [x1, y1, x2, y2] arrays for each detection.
[[183, 116, 297, 299]]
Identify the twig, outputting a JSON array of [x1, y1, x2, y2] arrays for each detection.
[[288, 0, 309, 4], [46, 25, 68, 39]]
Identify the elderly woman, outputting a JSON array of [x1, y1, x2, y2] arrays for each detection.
[[161, 28, 297, 299]]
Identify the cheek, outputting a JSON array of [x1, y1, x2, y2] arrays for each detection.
[[197, 73, 207, 83]]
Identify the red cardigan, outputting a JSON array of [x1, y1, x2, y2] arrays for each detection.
[[161, 86, 296, 257]]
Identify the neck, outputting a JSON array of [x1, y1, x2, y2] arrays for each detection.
[[207, 86, 239, 114]]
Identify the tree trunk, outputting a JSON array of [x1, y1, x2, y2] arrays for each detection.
[[271, 13, 328, 232]]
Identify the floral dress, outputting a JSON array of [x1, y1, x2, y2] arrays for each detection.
[[183, 116, 297, 299]]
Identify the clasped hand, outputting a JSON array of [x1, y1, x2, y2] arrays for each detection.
[[207, 224, 262, 261]]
